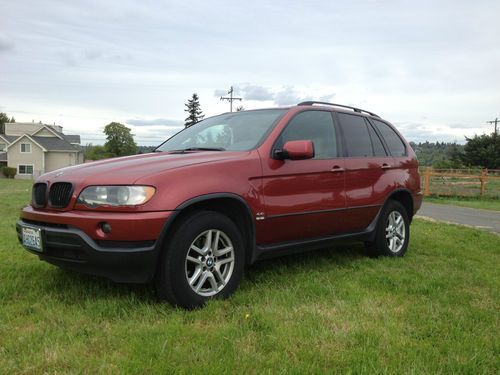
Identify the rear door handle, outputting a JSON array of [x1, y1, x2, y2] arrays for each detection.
[[331, 165, 345, 173], [381, 163, 392, 169]]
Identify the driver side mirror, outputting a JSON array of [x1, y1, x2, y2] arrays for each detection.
[[274, 140, 315, 160]]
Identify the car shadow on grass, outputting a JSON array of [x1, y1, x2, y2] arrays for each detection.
[[41, 241, 367, 306]]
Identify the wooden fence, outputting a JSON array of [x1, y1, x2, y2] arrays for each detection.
[[422, 168, 500, 198]]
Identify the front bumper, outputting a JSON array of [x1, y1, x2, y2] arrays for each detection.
[[17, 209, 174, 283]]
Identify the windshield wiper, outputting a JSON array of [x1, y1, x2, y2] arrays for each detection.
[[170, 147, 226, 153]]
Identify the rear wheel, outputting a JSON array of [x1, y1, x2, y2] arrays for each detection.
[[365, 200, 410, 257], [155, 211, 244, 309]]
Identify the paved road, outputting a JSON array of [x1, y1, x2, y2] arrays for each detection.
[[416, 202, 500, 234]]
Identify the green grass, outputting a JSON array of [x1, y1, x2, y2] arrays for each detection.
[[425, 195, 500, 211], [1, 179, 499, 373]]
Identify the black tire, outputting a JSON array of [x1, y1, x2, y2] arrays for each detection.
[[155, 210, 245, 309], [365, 200, 410, 257]]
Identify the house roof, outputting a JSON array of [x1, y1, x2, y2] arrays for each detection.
[[63, 134, 81, 144], [31, 136, 80, 152], [0, 135, 19, 144]]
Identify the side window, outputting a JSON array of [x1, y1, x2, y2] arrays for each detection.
[[337, 113, 373, 157], [367, 122, 387, 156], [277, 111, 338, 159], [21, 143, 31, 153], [372, 120, 406, 157]]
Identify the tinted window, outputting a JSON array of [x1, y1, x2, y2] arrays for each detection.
[[277, 111, 337, 159], [367, 123, 387, 156], [337, 113, 373, 157], [372, 120, 406, 156]]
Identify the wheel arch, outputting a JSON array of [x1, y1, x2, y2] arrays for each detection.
[[384, 188, 414, 222], [155, 193, 256, 269]]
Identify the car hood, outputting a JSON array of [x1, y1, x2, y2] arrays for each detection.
[[39, 151, 245, 186]]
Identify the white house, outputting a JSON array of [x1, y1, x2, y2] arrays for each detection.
[[0, 122, 83, 179]]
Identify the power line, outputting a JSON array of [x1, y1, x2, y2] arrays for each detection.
[[487, 117, 499, 135], [220, 86, 242, 112]]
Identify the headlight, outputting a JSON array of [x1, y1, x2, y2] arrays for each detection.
[[77, 186, 155, 207]]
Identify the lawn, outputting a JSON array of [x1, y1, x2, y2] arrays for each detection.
[[425, 195, 500, 211], [0, 179, 499, 373]]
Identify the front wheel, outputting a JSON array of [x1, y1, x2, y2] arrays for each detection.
[[155, 211, 244, 309], [365, 200, 410, 257]]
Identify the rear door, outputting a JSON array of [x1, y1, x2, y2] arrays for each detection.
[[336, 112, 394, 232], [259, 110, 346, 244]]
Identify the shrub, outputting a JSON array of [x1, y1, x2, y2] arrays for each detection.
[[2, 167, 16, 178]]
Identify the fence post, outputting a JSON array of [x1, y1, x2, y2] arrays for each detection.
[[423, 167, 430, 196], [480, 168, 488, 198]]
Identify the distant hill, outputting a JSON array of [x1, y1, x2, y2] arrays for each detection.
[[137, 146, 157, 154], [410, 141, 464, 166]]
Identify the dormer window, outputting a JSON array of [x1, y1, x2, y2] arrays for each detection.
[[21, 143, 31, 153]]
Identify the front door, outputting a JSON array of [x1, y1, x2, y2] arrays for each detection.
[[259, 110, 346, 244]]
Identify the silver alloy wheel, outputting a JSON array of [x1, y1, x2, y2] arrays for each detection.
[[185, 229, 235, 297], [385, 211, 406, 253]]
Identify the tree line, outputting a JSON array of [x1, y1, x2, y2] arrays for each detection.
[[411, 132, 499, 169]]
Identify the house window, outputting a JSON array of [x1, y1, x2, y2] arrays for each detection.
[[0, 142, 5, 151], [18, 165, 34, 175], [21, 143, 31, 153]]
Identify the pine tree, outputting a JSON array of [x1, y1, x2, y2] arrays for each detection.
[[184, 93, 204, 128], [0, 113, 9, 134]]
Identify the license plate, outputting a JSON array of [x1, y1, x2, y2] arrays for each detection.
[[22, 226, 43, 252]]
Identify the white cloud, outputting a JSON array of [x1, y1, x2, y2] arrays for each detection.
[[126, 118, 183, 127], [0, 33, 13, 52], [0, 0, 499, 144]]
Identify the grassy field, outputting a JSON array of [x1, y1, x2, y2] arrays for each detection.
[[425, 196, 500, 211], [0, 179, 499, 373]]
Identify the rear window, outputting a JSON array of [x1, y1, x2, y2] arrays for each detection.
[[372, 120, 406, 157], [337, 113, 373, 157]]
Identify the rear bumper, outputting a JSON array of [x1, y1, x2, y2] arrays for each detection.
[[17, 209, 174, 283]]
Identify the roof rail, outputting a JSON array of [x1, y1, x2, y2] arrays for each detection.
[[297, 101, 380, 118]]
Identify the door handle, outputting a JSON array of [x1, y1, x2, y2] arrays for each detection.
[[331, 165, 345, 173], [381, 163, 392, 169]]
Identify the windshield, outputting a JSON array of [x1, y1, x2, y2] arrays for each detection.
[[156, 109, 287, 152]]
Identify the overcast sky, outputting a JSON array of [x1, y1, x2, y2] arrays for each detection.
[[1, 0, 499, 145]]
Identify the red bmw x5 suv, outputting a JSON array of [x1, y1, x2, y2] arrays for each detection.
[[18, 101, 422, 308]]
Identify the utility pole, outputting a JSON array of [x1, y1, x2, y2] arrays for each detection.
[[487, 117, 499, 135], [220, 86, 242, 112]]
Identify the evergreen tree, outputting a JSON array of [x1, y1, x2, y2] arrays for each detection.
[[184, 93, 204, 127], [10, 116, 15, 123], [0, 113, 9, 134], [461, 132, 500, 169]]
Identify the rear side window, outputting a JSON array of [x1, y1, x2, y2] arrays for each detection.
[[277, 111, 338, 159], [372, 120, 406, 156], [337, 113, 373, 157], [367, 123, 387, 156]]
